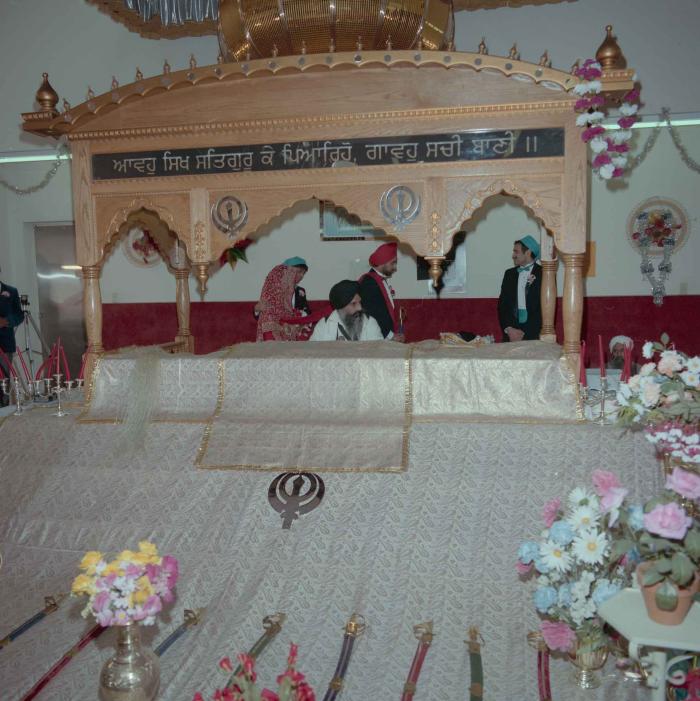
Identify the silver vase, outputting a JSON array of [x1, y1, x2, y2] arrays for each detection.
[[100, 622, 160, 701], [569, 644, 608, 689]]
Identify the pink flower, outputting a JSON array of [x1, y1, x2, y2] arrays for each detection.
[[612, 167, 625, 178], [219, 656, 234, 672], [287, 642, 298, 668], [93, 590, 111, 612], [542, 497, 561, 527], [592, 152, 612, 168], [261, 691, 279, 701], [540, 620, 576, 652], [591, 470, 621, 496], [237, 653, 256, 681], [516, 560, 533, 575], [600, 487, 628, 525], [582, 125, 605, 142], [643, 502, 693, 540], [213, 689, 234, 701], [297, 682, 316, 701], [95, 608, 114, 626], [193, 694, 205, 701], [618, 115, 637, 129], [625, 89, 641, 103], [142, 594, 162, 618], [666, 467, 700, 500]]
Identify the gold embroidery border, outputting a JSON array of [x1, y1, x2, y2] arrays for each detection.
[[196, 345, 414, 474]]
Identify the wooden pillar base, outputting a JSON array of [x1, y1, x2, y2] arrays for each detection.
[[540, 258, 558, 343]]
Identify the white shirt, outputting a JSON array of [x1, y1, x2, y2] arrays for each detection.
[[309, 311, 385, 342], [517, 263, 534, 312]]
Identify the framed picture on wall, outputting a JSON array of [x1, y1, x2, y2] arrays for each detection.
[[319, 200, 386, 241]]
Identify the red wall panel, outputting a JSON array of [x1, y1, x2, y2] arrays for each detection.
[[102, 295, 700, 360]]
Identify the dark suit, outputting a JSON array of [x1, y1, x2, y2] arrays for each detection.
[[358, 272, 395, 338], [497, 263, 542, 341], [0, 282, 22, 354]]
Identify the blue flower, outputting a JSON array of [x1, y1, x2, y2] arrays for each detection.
[[592, 580, 621, 607], [549, 520, 575, 546], [628, 505, 645, 531], [535, 556, 551, 573], [558, 583, 573, 608], [518, 541, 540, 564], [534, 586, 558, 613]]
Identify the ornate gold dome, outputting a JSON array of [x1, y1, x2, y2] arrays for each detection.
[[218, 0, 455, 61]]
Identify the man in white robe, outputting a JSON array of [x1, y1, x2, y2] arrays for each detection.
[[310, 280, 385, 342]]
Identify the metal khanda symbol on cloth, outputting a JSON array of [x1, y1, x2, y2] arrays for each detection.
[[211, 195, 249, 238], [268, 472, 325, 529], [380, 185, 420, 231]]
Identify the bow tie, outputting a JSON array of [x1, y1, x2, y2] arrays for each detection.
[[518, 263, 534, 273]]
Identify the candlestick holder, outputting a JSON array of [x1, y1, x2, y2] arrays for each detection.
[[49, 373, 72, 417], [579, 378, 617, 425], [12, 376, 25, 416], [0, 378, 10, 409]]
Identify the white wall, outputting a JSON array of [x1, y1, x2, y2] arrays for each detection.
[[1, 0, 699, 309]]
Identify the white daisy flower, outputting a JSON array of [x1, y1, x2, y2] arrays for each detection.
[[686, 356, 700, 373], [567, 487, 599, 509], [568, 505, 600, 532], [572, 530, 609, 565], [642, 341, 655, 359], [539, 541, 573, 573], [681, 371, 699, 388]]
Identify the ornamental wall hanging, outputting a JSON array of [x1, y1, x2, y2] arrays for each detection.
[[122, 227, 162, 267], [626, 197, 689, 306]]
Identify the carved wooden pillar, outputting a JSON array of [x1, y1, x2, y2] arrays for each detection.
[[174, 268, 194, 353], [82, 265, 104, 380], [425, 257, 446, 289], [560, 252, 585, 357], [540, 259, 558, 342]]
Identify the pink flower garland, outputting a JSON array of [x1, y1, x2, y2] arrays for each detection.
[[573, 59, 640, 180]]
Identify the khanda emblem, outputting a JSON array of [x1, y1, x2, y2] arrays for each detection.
[[211, 195, 248, 238], [268, 472, 325, 529], [380, 185, 421, 231]]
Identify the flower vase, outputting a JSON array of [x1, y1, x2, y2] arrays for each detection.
[[568, 643, 608, 689], [637, 564, 700, 626], [100, 623, 160, 701]]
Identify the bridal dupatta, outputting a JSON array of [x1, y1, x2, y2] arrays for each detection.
[[256, 264, 300, 341]]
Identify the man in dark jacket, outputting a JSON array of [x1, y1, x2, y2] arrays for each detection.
[[0, 271, 23, 402], [497, 236, 542, 342]]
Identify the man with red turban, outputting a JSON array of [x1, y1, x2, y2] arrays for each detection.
[[358, 242, 403, 341]]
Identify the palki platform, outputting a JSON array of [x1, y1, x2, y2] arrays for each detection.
[[0, 340, 659, 700]]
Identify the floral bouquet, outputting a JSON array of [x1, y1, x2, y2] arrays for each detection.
[[71, 541, 179, 626], [517, 471, 635, 654], [193, 644, 315, 701], [616, 335, 700, 465]]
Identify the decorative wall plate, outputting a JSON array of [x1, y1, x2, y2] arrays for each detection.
[[122, 228, 161, 267], [626, 197, 689, 256]]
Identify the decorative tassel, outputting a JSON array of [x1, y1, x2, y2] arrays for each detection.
[[527, 631, 552, 701], [466, 626, 484, 701], [226, 612, 286, 687], [20, 623, 105, 701], [401, 621, 433, 701], [322, 613, 366, 701], [154, 607, 205, 657], [0, 594, 67, 650]]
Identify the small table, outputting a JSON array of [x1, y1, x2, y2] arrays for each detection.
[[599, 588, 700, 701]]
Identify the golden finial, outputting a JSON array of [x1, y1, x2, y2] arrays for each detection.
[[356, 36, 363, 52], [189, 54, 197, 70], [538, 51, 549, 66], [478, 38, 487, 55], [329, 38, 335, 53], [86, 86, 95, 101], [135, 67, 143, 81], [570, 59, 580, 74], [595, 24, 627, 69], [111, 76, 119, 90], [272, 44, 279, 58], [301, 40, 307, 55], [163, 60, 171, 74], [386, 36, 392, 51], [35, 73, 59, 112], [508, 43, 520, 60], [217, 53, 224, 64], [62, 98, 71, 112]]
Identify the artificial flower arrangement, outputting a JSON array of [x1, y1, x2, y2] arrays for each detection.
[[71, 541, 179, 626], [192, 644, 315, 701], [220, 238, 254, 269], [517, 470, 634, 654], [616, 335, 700, 465], [573, 58, 640, 180]]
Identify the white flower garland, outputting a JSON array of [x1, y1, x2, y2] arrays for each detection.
[[574, 59, 640, 180]]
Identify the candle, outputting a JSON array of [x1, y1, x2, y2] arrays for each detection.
[[0, 348, 17, 377], [16, 349, 31, 383], [77, 352, 87, 381], [598, 335, 606, 378], [0, 362, 4, 379], [36, 344, 55, 380], [55, 338, 61, 375], [59, 345, 71, 381], [579, 340, 587, 386]]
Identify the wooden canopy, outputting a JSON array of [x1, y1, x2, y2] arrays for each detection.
[[22, 42, 634, 372]]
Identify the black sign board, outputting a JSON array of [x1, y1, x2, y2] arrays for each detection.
[[92, 128, 564, 180]]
